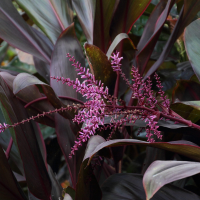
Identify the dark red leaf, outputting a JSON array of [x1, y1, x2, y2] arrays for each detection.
[[0, 1, 52, 63], [0, 146, 27, 200], [110, 0, 151, 40], [0, 76, 52, 200], [50, 23, 85, 187], [101, 173, 200, 200], [75, 159, 102, 200], [136, 0, 175, 75], [144, 0, 200, 79]]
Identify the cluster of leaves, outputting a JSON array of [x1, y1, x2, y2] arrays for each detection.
[[1, 0, 200, 200]]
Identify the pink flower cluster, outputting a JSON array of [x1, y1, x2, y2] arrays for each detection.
[[0, 51, 172, 158]]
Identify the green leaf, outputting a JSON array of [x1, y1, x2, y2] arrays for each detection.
[[84, 43, 116, 94]]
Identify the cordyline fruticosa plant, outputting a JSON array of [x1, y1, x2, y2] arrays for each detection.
[[1, 0, 200, 200]]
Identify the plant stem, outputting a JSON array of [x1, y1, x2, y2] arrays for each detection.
[[24, 96, 84, 108]]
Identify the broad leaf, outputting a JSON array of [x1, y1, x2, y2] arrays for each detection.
[[0, 1, 52, 63], [101, 173, 200, 200], [50, 23, 85, 187], [72, 0, 96, 44], [16, 0, 73, 44], [144, 0, 200, 79], [136, 0, 174, 75], [84, 135, 200, 164], [143, 160, 200, 200], [0, 76, 52, 200], [84, 43, 116, 94], [0, 146, 27, 200]]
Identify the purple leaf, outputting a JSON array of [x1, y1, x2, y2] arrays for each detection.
[[84, 43, 116, 94], [0, 1, 52, 63], [110, 0, 151, 40], [101, 173, 200, 200], [84, 135, 200, 164], [13, 73, 71, 120], [0, 146, 27, 200], [0, 76, 52, 200], [144, 0, 200, 79], [75, 159, 102, 200], [16, 0, 73, 44], [93, 0, 116, 52], [136, 0, 175, 75], [50, 23, 85, 187], [72, 0, 96, 44], [143, 160, 200, 200], [33, 57, 50, 83]]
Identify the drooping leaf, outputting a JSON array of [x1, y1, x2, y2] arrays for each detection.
[[16, 0, 73, 44], [106, 33, 136, 59], [75, 159, 102, 200], [93, 0, 116, 52], [0, 146, 27, 200], [144, 0, 200, 79], [101, 173, 200, 200], [13, 73, 71, 120], [143, 160, 200, 200], [72, 0, 96, 44], [184, 19, 200, 81], [84, 43, 116, 94], [0, 76, 52, 200], [0, 0, 52, 63], [110, 0, 151, 40], [84, 135, 200, 164]]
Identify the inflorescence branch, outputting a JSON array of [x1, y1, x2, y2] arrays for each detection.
[[0, 52, 199, 158]]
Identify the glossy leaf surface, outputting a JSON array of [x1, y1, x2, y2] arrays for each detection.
[[0, 76, 52, 200], [72, 0, 96, 44], [84, 135, 200, 163], [84, 43, 116, 94], [0, 1, 52, 63], [50, 23, 85, 186], [16, 0, 73, 44], [101, 173, 200, 200], [143, 160, 200, 200]]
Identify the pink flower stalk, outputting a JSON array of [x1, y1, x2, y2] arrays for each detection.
[[1, 51, 193, 158]]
